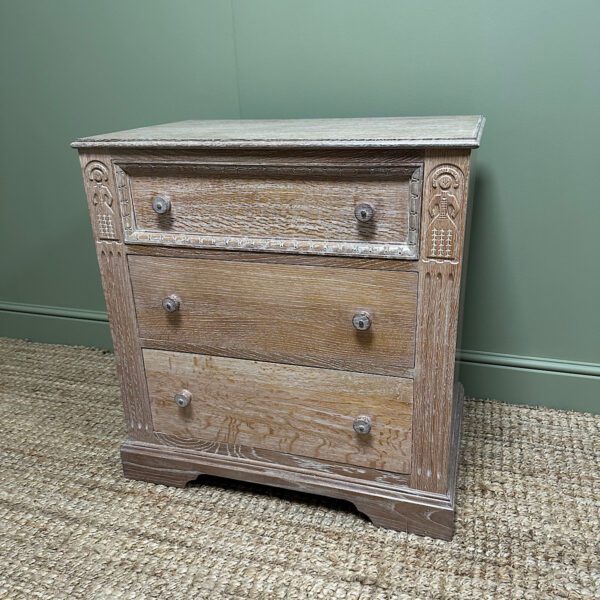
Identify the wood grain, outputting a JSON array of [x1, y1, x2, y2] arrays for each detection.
[[129, 163, 415, 241], [72, 115, 484, 149], [129, 256, 418, 376], [78, 151, 154, 442], [447, 382, 465, 505], [74, 117, 483, 540], [108, 147, 424, 166], [126, 244, 422, 272], [151, 433, 411, 489], [411, 150, 471, 494], [145, 349, 413, 474], [95, 242, 154, 440], [116, 160, 422, 259], [121, 441, 455, 539]]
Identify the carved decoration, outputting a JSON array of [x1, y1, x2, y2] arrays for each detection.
[[85, 161, 118, 240], [114, 165, 134, 235], [424, 165, 464, 260], [409, 166, 422, 248], [411, 261, 460, 493], [96, 241, 155, 441], [114, 162, 423, 259]]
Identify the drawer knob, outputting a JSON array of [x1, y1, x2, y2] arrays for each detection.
[[152, 195, 171, 215], [162, 294, 181, 313], [174, 389, 192, 408], [352, 310, 372, 331], [354, 203, 374, 223], [353, 415, 372, 435]]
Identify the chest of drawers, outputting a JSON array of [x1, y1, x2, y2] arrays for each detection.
[[73, 116, 484, 540]]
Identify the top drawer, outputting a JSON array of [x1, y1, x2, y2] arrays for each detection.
[[114, 160, 422, 259]]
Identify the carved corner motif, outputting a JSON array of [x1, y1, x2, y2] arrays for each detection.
[[424, 165, 464, 260], [84, 160, 118, 241]]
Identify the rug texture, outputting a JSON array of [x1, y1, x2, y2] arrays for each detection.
[[0, 337, 598, 599]]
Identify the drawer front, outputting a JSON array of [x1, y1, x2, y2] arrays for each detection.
[[145, 349, 413, 473], [115, 161, 422, 259], [130, 256, 418, 376]]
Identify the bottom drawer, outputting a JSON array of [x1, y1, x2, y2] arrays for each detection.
[[144, 349, 413, 474]]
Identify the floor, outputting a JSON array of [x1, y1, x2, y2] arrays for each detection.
[[0, 337, 598, 599]]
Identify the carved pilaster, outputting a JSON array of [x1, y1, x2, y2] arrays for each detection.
[[78, 152, 154, 441], [412, 260, 460, 493], [411, 151, 471, 494], [96, 241, 154, 440]]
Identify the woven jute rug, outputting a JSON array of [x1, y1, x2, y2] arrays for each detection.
[[0, 337, 598, 599]]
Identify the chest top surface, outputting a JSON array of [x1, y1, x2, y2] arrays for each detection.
[[71, 115, 484, 150]]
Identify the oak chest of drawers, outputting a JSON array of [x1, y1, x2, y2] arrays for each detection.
[[73, 116, 484, 540]]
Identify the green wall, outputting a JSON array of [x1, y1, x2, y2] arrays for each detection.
[[1, 1, 598, 412]]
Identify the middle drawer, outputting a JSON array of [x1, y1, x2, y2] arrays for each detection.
[[129, 256, 417, 376]]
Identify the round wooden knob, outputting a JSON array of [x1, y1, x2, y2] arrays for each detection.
[[152, 195, 171, 215], [352, 311, 372, 331], [162, 294, 181, 313], [354, 203, 374, 223], [353, 415, 372, 435], [174, 389, 192, 408]]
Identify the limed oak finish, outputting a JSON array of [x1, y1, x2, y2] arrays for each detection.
[[145, 349, 413, 474], [73, 116, 484, 540], [129, 256, 418, 375]]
